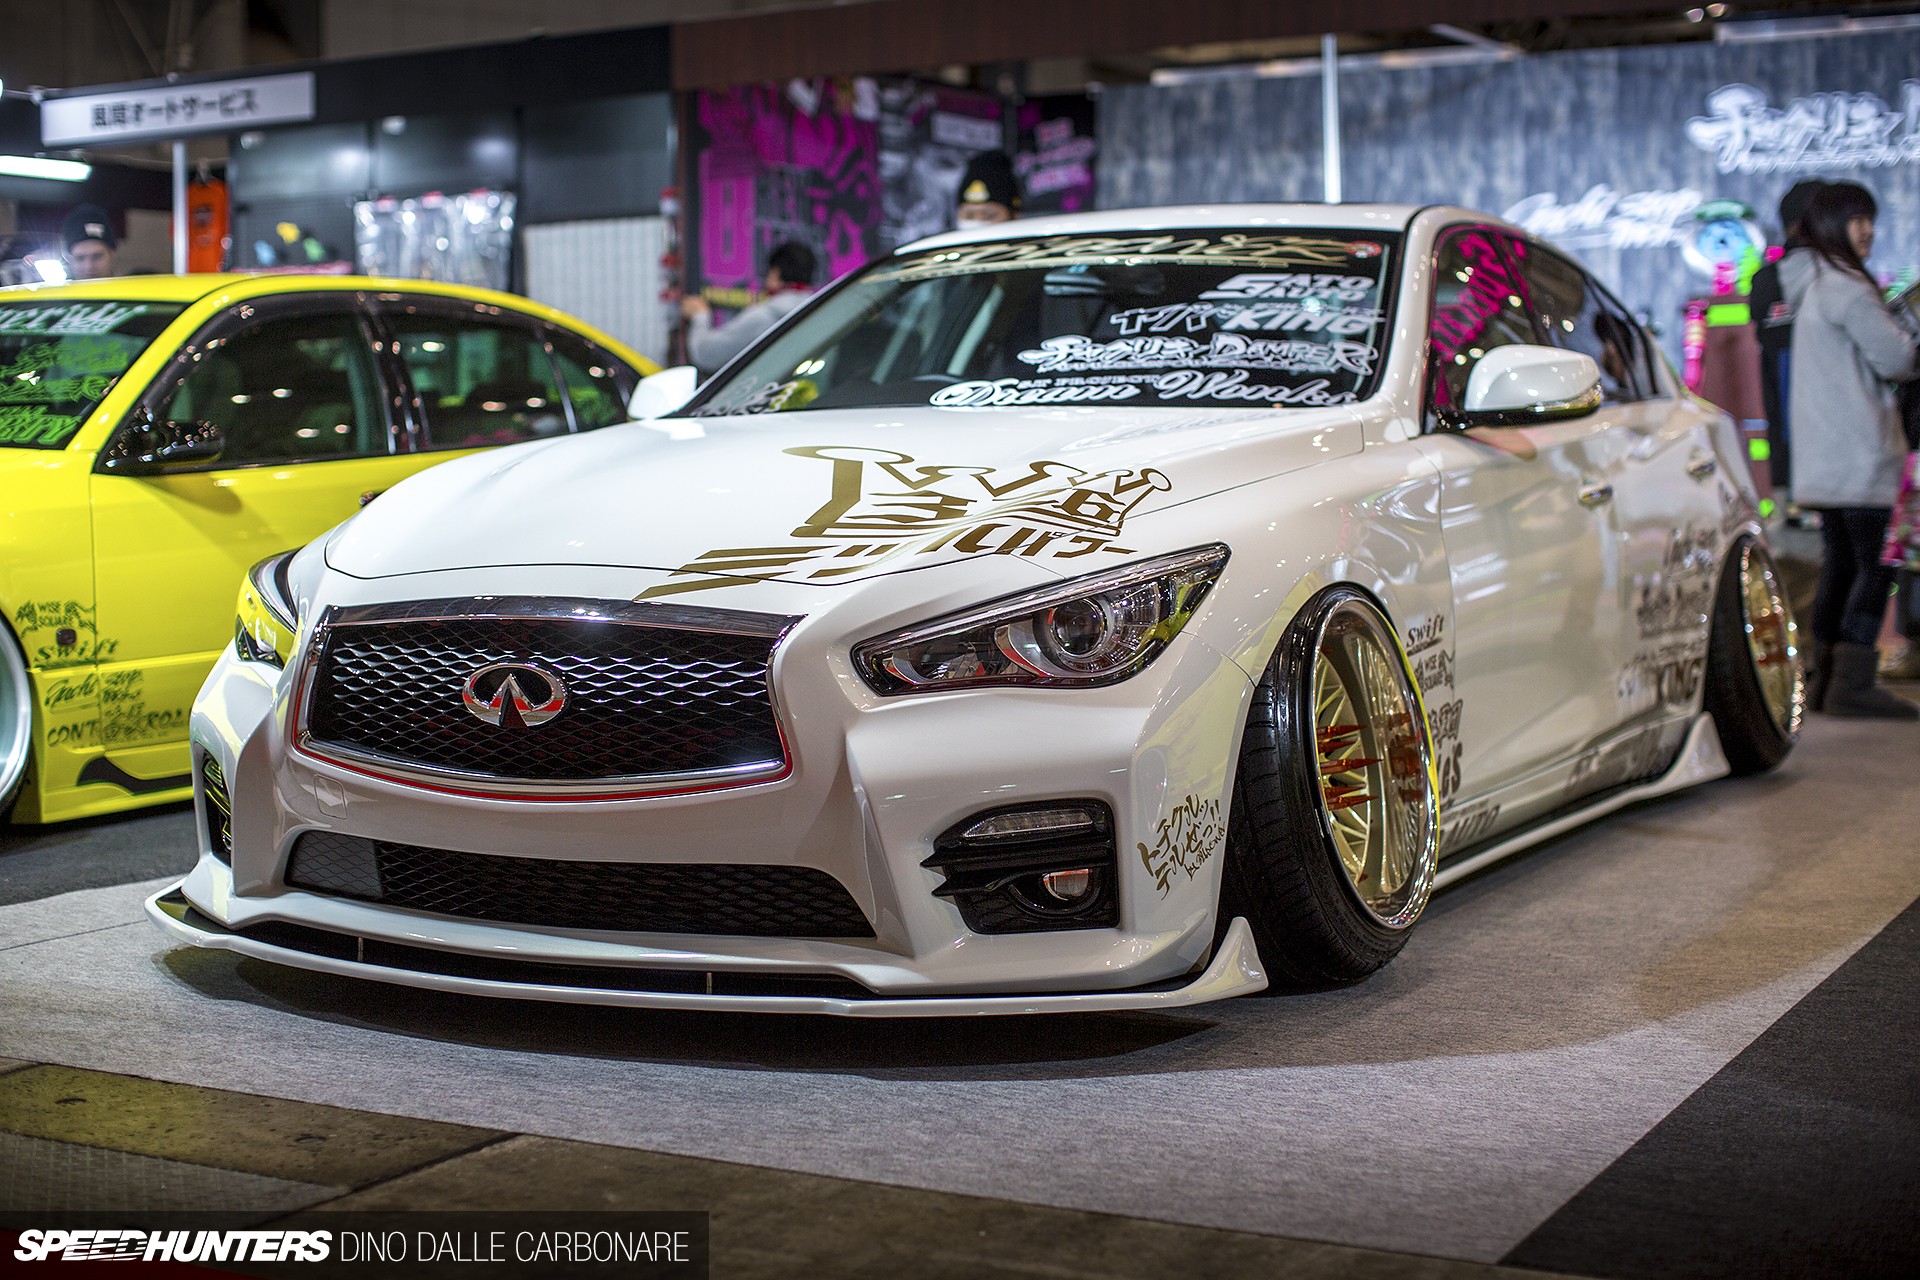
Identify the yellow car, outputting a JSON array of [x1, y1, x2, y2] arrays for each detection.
[[1, 274, 656, 823]]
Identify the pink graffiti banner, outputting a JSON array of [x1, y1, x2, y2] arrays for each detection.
[[694, 83, 883, 306]]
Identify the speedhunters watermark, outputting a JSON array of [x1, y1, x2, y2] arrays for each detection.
[[2, 1213, 708, 1276]]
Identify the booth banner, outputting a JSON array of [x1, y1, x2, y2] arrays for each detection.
[[1096, 28, 1920, 359], [879, 82, 1003, 249], [1017, 95, 1098, 218], [687, 80, 886, 316], [685, 79, 1100, 325]]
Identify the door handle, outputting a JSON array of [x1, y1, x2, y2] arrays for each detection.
[[1686, 454, 1718, 480], [1577, 483, 1614, 509]]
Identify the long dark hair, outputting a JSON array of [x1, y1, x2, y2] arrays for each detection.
[[1801, 181, 1876, 281]]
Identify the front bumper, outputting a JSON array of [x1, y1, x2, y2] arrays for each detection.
[[156, 560, 1260, 1010], [146, 885, 1267, 1016]]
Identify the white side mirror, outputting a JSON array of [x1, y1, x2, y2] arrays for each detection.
[[1461, 345, 1601, 424], [626, 365, 700, 421]]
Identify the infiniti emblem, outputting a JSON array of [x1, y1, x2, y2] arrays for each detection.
[[461, 662, 567, 729]]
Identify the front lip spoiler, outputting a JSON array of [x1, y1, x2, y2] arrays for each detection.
[[145, 888, 1267, 1017]]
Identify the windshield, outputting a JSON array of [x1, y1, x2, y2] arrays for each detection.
[[689, 228, 1401, 417], [0, 299, 185, 449]]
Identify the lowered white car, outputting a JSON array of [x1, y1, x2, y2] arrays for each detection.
[[148, 205, 1801, 1015]]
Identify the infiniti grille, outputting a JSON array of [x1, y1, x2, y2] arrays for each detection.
[[300, 599, 797, 790]]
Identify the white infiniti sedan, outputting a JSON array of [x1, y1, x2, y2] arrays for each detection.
[[148, 205, 1802, 1015]]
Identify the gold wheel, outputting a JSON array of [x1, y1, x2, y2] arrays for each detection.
[[1738, 542, 1802, 739], [1311, 602, 1438, 929]]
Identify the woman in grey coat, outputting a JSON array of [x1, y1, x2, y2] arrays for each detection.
[[1782, 181, 1920, 718]]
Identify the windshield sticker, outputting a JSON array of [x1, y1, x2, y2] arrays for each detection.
[[1017, 334, 1376, 377], [638, 445, 1172, 599], [1109, 300, 1382, 337], [928, 377, 1143, 407], [1144, 371, 1356, 405], [871, 233, 1375, 282], [0, 317, 158, 448], [931, 372, 1357, 409], [0, 302, 152, 336], [0, 406, 83, 447], [1199, 272, 1377, 302]]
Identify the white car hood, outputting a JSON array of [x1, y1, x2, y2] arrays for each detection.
[[325, 404, 1361, 594]]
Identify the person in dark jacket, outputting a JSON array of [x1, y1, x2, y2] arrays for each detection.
[[1782, 181, 1920, 718], [1748, 179, 1825, 511]]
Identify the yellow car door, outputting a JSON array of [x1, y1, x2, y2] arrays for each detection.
[[85, 294, 426, 794]]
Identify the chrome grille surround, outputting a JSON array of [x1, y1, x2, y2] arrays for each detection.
[[293, 597, 802, 798]]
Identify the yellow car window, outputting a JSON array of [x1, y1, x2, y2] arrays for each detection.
[[155, 310, 387, 465], [547, 330, 634, 430], [389, 312, 568, 449]]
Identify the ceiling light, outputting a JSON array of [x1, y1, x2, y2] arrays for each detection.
[[0, 155, 91, 182]]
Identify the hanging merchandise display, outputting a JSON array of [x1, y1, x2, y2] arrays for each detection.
[[185, 176, 230, 273], [353, 190, 517, 293]]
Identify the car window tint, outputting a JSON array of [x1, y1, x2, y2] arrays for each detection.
[[0, 300, 184, 450], [1522, 247, 1656, 403], [155, 309, 386, 465], [389, 311, 568, 449], [547, 329, 634, 430], [1425, 229, 1540, 428]]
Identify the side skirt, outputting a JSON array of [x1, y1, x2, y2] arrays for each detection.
[[1433, 713, 1730, 891]]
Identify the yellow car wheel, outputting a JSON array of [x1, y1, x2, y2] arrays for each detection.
[[1, 623, 30, 813]]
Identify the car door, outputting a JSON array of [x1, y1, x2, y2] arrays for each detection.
[[1411, 226, 1635, 844], [1518, 246, 1722, 792], [86, 293, 426, 790]]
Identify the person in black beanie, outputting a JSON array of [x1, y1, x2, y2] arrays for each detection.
[[60, 203, 119, 279], [1749, 179, 1825, 514], [956, 151, 1021, 226]]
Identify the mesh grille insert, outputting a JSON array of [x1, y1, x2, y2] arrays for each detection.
[[304, 612, 786, 786], [284, 832, 874, 938]]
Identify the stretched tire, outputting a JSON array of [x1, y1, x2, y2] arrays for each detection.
[[1704, 536, 1802, 775], [1, 621, 31, 817], [1221, 586, 1440, 987]]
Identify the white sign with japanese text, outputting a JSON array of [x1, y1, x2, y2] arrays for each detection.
[[41, 72, 315, 146]]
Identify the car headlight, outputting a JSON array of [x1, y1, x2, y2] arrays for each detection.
[[852, 545, 1229, 695], [233, 551, 300, 668]]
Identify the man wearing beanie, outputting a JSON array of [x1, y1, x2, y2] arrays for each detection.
[[955, 151, 1021, 225], [60, 204, 119, 280], [1749, 179, 1825, 512]]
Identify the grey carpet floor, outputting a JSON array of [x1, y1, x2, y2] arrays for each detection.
[[2, 716, 1915, 1264]]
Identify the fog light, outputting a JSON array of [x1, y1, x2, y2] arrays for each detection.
[[925, 800, 1118, 934], [1041, 868, 1093, 901]]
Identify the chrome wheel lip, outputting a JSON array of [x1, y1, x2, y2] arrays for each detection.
[[1738, 541, 1803, 740], [0, 627, 31, 808], [1311, 600, 1440, 931]]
